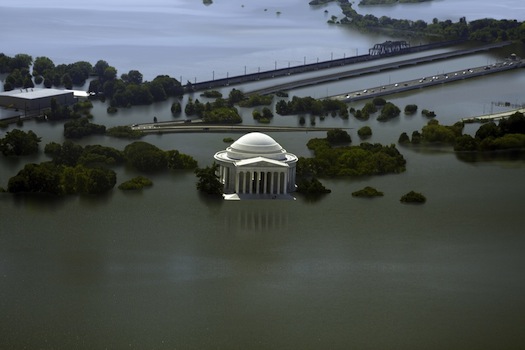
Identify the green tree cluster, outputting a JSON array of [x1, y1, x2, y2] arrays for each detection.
[[87, 62, 184, 107], [202, 107, 242, 124], [184, 96, 242, 123], [195, 163, 223, 196], [299, 133, 406, 177], [40, 59, 93, 89], [327, 128, 352, 144], [106, 126, 144, 139], [0, 53, 32, 73], [201, 90, 223, 98], [45, 141, 125, 167], [296, 177, 331, 194], [275, 96, 348, 117], [5, 134, 196, 195], [237, 93, 273, 107], [400, 190, 426, 203], [351, 186, 384, 197], [1, 54, 34, 90], [399, 113, 525, 152], [44, 98, 93, 121], [124, 141, 197, 172], [64, 117, 106, 139], [118, 176, 153, 190], [377, 102, 401, 121], [404, 104, 418, 115], [7, 161, 116, 195], [358, 126, 372, 139], [252, 107, 274, 123], [0, 129, 41, 156]]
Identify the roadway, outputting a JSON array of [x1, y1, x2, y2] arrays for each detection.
[[131, 120, 343, 134], [245, 41, 512, 96], [330, 57, 523, 102], [461, 108, 525, 123]]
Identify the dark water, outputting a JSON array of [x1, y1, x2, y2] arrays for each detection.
[[2, 1, 525, 349]]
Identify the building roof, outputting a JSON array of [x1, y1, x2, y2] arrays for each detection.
[[234, 156, 290, 168], [0, 88, 74, 100], [226, 132, 288, 160]]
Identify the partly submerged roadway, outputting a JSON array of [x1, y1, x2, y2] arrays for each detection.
[[131, 120, 345, 134], [245, 41, 513, 96]]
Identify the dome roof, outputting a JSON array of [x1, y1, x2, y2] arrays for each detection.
[[226, 132, 287, 160]]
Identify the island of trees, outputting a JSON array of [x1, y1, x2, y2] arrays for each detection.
[[0, 130, 197, 195], [400, 191, 426, 203], [398, 112, 525, 152], [352, 186, 384, 197]]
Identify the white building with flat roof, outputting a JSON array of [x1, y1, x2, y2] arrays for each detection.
[[214, 132, 298, 200], [0, 88, 75, 112]]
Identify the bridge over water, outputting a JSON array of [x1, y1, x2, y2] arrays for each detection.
[[330, 57, 523, 103], [244, 41, 513, 96], [187, 40, 468, 92]]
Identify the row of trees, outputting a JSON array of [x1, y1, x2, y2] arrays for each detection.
[[337, 0, 525, 42], [275, 96, 349, 118], [1, 54, 95, 91], [86, 59, 184, 107]]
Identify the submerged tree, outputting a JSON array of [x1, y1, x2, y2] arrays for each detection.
[[195, 163, 223, 196]]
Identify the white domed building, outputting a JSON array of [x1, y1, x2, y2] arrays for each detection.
[[214, 132, 298, 200]]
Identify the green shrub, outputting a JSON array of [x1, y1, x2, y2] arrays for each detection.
[[118, 176, 153, 190], [400, 191, 426, 203], [404, 104, 418, 114], [358, 126, 372, 139], [352, 186, 383, 197]]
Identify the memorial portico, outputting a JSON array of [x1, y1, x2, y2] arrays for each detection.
[[214, 132, 298, 199]]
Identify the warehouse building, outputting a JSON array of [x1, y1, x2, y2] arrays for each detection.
[[0, 88, 76, 112]]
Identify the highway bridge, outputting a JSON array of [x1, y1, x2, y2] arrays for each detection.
[[330, 57, 523, 102], [187, 40, 467, 92], [245, 41, 513, 96]]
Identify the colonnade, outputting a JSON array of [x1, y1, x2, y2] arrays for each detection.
[[235, 170, 288, 195], [217, 163, 296, 196]]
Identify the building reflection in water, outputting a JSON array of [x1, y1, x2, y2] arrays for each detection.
[[222, 207, 289, 236]]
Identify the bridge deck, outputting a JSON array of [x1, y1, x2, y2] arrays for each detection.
[[330, 58, 523, 103], [245, 41, 512, 96]]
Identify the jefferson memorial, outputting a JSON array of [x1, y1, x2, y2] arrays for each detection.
[[214, 132, 298, 200]]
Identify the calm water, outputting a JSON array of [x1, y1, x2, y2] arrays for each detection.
[[2, 1, 525, 349]]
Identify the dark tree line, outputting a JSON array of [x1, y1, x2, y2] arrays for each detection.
[[87, 60, 184, 107], [337, 0, 525, 42], [275, 96, 349, 118]]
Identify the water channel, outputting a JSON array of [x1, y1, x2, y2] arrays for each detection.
[[1, 1, 525, 349]]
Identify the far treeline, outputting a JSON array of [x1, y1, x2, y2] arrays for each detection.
[[329, 0, 525, 42]]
